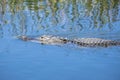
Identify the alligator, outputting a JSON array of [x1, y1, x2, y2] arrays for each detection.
[[17, 35, 120, 47]]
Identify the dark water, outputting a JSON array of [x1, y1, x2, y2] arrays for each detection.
[[0, 0, 120, 80]]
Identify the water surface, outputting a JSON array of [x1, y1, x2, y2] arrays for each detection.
[[0, 0, 120, 80]]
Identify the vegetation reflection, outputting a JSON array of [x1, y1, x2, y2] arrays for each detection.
[[0, 0, 120, 37]]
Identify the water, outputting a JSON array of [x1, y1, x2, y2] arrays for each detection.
[[0, 0, 120, 80]]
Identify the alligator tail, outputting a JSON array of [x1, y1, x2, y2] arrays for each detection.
[[109, 41, 120, 46], [71, 40, 120, 47]]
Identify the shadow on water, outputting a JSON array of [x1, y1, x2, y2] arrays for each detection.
[[0, 1, 120, 80]]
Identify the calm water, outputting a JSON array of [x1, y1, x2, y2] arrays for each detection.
[[0, 0, 120, 80]]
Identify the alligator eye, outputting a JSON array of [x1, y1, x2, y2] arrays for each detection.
[[63, 39, 67, 41], [41, 37, 44, 38]]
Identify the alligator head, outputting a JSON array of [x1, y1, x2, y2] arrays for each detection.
[[36, 35, 69, 45]]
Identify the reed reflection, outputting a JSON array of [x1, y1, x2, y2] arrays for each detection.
[[0, 0, 120, 37]]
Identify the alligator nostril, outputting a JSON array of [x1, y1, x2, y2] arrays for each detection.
[[24, 36, 29, 41], [18, 36, 28, 41]]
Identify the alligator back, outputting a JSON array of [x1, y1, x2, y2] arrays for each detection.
[[72, 38, 120, 47]]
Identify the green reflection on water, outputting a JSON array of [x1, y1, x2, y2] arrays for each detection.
[[0, 0, 120, 37]]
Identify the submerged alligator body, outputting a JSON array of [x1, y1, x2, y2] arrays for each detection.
[[18, 35, 120, 47]]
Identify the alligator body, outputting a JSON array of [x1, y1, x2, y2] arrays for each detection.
[[18, 35, 120, 47], [73, 38, 120, 47]]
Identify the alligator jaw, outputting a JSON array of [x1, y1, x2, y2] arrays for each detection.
[[16, 35, 36, 41], [16, 35, 29, 41]]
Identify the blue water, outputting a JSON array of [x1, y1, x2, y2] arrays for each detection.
[[0, 0, 120, 80], [0, 37, 120, 80]]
